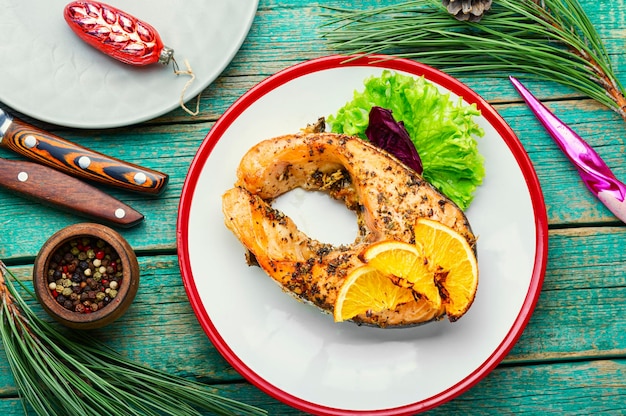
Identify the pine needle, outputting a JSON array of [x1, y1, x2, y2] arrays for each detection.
[[0, 261, 267, 416], [320, 0, 626, 121]]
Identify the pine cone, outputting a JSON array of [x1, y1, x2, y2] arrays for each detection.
[[442, 0, 492, 22]]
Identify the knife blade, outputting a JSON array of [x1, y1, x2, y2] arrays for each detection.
[[0, 156, 144, 228], [0, 108, 168, 195], [510, 76, 626, 223]]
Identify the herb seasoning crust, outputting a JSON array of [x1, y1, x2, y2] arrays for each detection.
[[222, 132, 476, 327]]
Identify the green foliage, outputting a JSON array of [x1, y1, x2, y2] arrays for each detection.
[[321, 0, 626, 120], [0, 262, 266, 416], [328, 70, 485, 210]]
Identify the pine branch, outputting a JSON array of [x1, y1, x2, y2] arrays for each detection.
[[320, 0, 626, 121], [0, 261, 267, 416]]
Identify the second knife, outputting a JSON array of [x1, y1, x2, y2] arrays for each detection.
[[0, 156, 144, 228], [0, 108, 168, 195]]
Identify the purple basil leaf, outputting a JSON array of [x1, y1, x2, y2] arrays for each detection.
[[365, 106, 423, 174]]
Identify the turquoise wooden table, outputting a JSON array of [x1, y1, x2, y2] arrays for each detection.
[[1, 1, 625, 414]]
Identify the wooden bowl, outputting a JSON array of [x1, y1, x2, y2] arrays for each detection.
[[33, 223, 140, 329]]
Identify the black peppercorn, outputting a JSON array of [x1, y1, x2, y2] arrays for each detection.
[[47, 236, 124, 314]]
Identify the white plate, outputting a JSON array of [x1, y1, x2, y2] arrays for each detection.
[[177, 56, 549, 415], [0, 0, 258, 128]]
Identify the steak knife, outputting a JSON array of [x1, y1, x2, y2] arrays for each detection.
[[0, 156, 144, 228], [0, 108, 168, 195]]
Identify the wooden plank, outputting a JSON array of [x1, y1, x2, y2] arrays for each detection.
[[431, 359, 626, 415], [509, 285, 626, 362], [1, 225, 626, 392], [508, 227, 626, 362], [1, 201, 626, 389], [3, 95, 624, 259], [0, 359, 623, 415], [0, 95, 621, 251]]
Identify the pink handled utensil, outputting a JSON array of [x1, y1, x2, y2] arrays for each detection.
[[510, 76, 626, 223]]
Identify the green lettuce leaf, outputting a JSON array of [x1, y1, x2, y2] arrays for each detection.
[[327, 70, 485, 210]]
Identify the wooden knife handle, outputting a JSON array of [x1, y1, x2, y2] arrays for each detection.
[[2, 118, 168, 195], [0, 158, 144, 228]]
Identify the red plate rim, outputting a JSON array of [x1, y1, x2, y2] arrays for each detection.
[[176, 54, 549, 415]]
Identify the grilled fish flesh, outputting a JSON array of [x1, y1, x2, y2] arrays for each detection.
[[222, 132, 476, 327]]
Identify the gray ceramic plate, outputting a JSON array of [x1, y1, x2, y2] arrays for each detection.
[[0, 0, 258, 128]]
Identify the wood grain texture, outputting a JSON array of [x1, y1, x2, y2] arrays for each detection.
[[2, 118, 169, 194], [0, 0, 625, 414], [0, 157, 144, 227], [0, 239, 625, 413], [0, 359, 624, 415]]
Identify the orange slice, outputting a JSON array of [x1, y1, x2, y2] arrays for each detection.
[[334, 265, 415, 322], [360, 240, 442, 308], [414, 218, 478, 321]]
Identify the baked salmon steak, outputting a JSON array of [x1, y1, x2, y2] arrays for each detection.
[[222, 132, 476, 327]]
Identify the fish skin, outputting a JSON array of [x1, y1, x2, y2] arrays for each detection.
[[222, 132, 475, 327]]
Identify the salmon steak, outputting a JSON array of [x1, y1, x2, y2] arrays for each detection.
[[222, 132, 476, 327]]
